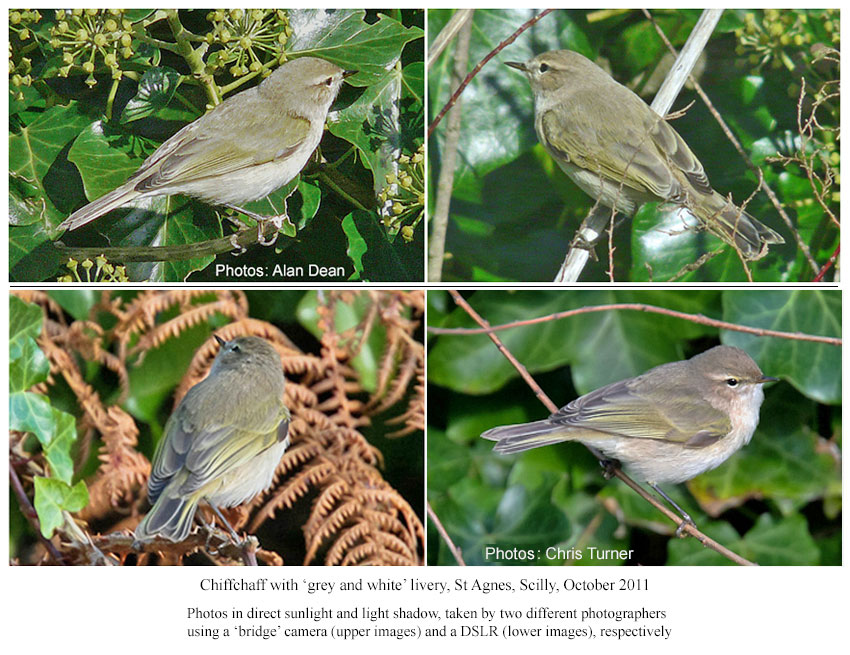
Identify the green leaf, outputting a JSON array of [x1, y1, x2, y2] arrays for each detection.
[[295, 179, 322, 230], [428, 290, 718, 395], [427, 428, 475, 496], [125, 323, 212, 424], [9, 222, 64, 278], [340, 210, 411, 281], [10, 393, 79, 484], [9, 392, 55, 444], [437, 477, 572, 566], [341, 212, 368, 279], [330, 66, 404, 196], [47, 290, 100, 320], [33, 477, 89, 538], [669, 514, 819, 565], [67, 121, 147, 204], [722, 290, 841, 403], [9, 103, 93, 200], [120, 67, 181, 123], [402, 60, 424, 105], [631, 203, 742, 281], [9, 296, 48, 392], [289, 10, 423, 83], [238, 177, 301, 236], [295, 291, 383, 392]]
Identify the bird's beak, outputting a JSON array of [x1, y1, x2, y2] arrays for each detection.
[[214, 334, 226, 347], [342, 69, 357, 79], [757, 375, 779, 384], [504, 60, 527, 72]]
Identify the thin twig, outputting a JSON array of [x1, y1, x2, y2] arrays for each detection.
[[428, 301, 841, 346], [447, 290, 759, 566], [448, 291, 558, 412], [813, 245, 840, 282], [427, 503, 466, 566], [643, 9, 819, 275], [428, 9, 554, 139], [429, 14, 473, 282]]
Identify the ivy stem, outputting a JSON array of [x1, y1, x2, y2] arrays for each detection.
[[164, 9, 220, 107]]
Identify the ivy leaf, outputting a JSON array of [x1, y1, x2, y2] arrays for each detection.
[[120, 67, 181, 123], [33, 478, 89, 538]]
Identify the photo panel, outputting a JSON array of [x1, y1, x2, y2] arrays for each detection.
[[9, 289, 425, 565], [427, 9, 839, 282], [426, 289, 841, 566], [10, 9, 424, 283]]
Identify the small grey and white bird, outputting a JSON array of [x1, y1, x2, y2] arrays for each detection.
[[482, 346, 776, 487], [134, 335, 290, 544], [61, 57, 355, 231], [506, 50, 785, 259]]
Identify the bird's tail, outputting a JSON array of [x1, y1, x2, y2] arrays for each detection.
[[133, 485, 200, 544], [58, 185, 140, 231], [698, 192, 784, 260], [481, 419, 574, 454]]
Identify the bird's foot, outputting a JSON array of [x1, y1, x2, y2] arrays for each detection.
[[674, 515, 698, 538], [599, 458, 620, 480], [257, 216, 283, 247], [648, 483, 698, 537], [229, 233, 247, 255]]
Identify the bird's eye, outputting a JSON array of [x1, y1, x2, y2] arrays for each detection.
[[231, 344, 241, 353], [725, 378, 739, 387], [539, 63, 550, 73], [325, 77, 334, 86]]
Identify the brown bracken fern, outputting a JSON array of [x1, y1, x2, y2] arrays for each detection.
[[10, 290, 424, 566]]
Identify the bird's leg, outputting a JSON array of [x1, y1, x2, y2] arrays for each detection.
[[196, 510, 228, 554], [222, 203, 268, 224], [649, 483, 697, 537], [223, 186, 297, 248], [221, 203, 278, 246], [258, 186, 298, 247], [205, 501, 243, 545]]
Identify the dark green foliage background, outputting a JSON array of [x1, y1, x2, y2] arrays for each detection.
[[428, 9, 839, 282], [426, 290, 841, 566]]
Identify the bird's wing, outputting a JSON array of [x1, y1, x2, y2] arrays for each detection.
[[644, 113, 713, 196], [130, 91, 312, 191], [147, 386, 288, 502], [548, 376, 731, 447], [539, 90, 712, 201]]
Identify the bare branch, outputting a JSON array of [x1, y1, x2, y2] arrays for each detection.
[[429, 301, 841, 346]]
